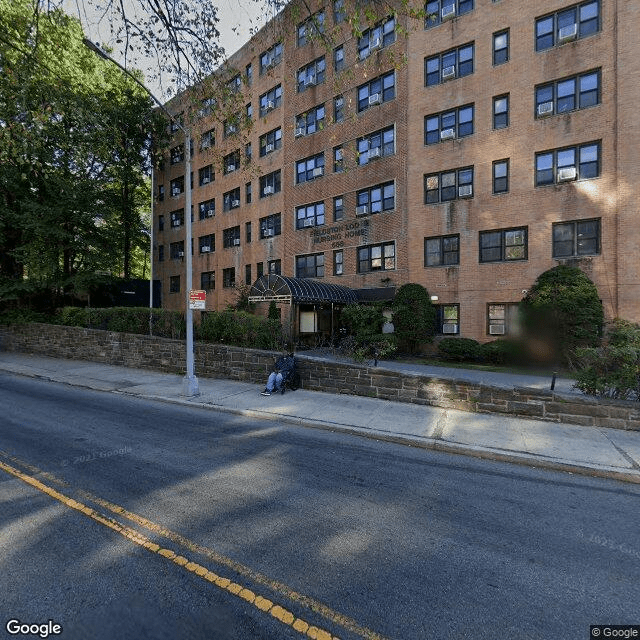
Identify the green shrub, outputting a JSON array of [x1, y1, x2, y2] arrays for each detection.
[[479, 339, 527, 366], [437, 337, 481, 362], [198, 310, 284, 350], [392, 283, 436, 353], [573, 319, 640, 399], [0, 308, 52, 325], [520, 265, 603, 365]]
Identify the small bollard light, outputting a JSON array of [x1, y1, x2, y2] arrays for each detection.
[[551, 372, 557, 391]]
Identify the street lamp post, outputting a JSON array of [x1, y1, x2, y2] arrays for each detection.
[[83, 38, 199, 396]]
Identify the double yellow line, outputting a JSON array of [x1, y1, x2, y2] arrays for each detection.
[[0, 455, 387, 640]]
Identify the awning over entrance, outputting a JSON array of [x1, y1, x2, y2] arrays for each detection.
[[248, 274, 358, 305]]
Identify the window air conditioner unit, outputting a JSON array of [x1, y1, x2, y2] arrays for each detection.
[[368, 93, 382, 106], [233, 238, 240, 246], [303, 218, 314, 227], [370, 37, 382, 50], [266, 100, 275, 111], [312, 166, 324, 177], [458, 184, 473, 198], [201, 246, 210, 253], [231, 199, 240, 208], [172, 219, 180, 227], [442, 324, 458, 334], [201, 140, 211, 149], [558, 23, 577, 43], [440, 128, 455, 140], [489, 325, 506, 335], [178, 251, 184, 257], [356, 204, 368, 215], [206, 210, 214, 218], [441, 5, 456, 20], [172, 188, 180, 197], [368, 147, 381, 159], [537, 101, 554, 116], [295, 126, 305, 138], [264, 185, 274, 195], [305, 76, 317, 87], [265, 143, 274, 153], [557, 167, 577, 182], [263, 229, 274, 237], [442, 65, 456, 80], [227, 164, 236, 172], [202, 177, 210, 184]]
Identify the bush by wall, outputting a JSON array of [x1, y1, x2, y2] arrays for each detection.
[[438, 338, 482, 362], [197, 310, 287, 351]]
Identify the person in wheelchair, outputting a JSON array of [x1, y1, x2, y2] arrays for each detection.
[[261, 354, 297, 396]]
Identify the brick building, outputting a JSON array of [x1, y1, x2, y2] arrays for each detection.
[[152, 0, 640, 342]]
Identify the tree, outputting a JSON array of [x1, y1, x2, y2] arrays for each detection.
[[519, 265, 603, 365], [391, 283, 436, 353]]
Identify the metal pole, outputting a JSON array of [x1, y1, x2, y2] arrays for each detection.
[[149, 157, 154, 336], [182, 128, 199, 395]]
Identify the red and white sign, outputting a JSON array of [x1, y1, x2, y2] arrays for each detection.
[[189, 290, 206, 310]]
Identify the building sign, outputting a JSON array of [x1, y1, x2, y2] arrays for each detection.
[[310, 219, 370, 247], [189, 289, 206, 310]]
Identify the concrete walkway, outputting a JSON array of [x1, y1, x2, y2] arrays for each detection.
[[1, 351, 639, 484]]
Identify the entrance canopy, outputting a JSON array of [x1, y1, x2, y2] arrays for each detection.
[[248, 274, 358, 305]]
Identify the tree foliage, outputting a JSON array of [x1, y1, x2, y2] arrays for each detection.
[[519, 265, 603, 365], [392, 283, 436, 353], [0, 0, 161, 310]]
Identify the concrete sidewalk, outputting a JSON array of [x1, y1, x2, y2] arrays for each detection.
[[1, 351, 640, 484]]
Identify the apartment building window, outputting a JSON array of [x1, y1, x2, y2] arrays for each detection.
[[169, 241, 185, 260], [535, 1, 599, 52], [493, 160, 509, 194], [425, 234, 460, 266], [436, 305, 460, 334], [245, 182, 252, 204], [223, 226, 241, 248], [199, 234, 215, 254], [480, 227, 527, 262], [297, 10, 325, 47], [158, 245, 164, 261], [170, 144, 184, 165], [297, 57, 326, 93], [425, 0, 473, 28], [357, 71, 395, 113], [223, 268, 235, 288], [259, 85, 282, 117], [552, 218, 600, 258], [334, 46, 345, 72], [334, 95, 345, 123], [493, 95, 509, 129], [333, 250, 343, 275], [358, 16, 395, 60], [170, 176, 184, 197], [425, 104, 473, 144], [296, 153, 325, 183], [223, 188, 241, 211], [198, 97, 215, 118], [196, 271, 214, 292], [223, 150, 240, 175], [200, 129, 215, 150], [295, 104, 325, 137], [199, 165, 214, 186], [245, 63, 252, 86], [245, 142, 252, 162], [493, 30, 509, 65], [333, 0, 346, 23], [535, 141, 600, 185], [157, 184, 164, 202], [356, 182, 395, 215], [334, 146, 344, 173], [259, 170, 282, 197], [296, 202, 325, 229], [358, 242, 395, 272], [257, 262, 264, 278], [246, 222, 252, 243], [169, 276, 180, 293], [357, 125, 395, 165], [245, 264, 252, 285], [535, 70, 600, 117], [268, 260, 281, 275], [158, 215, 164, 231], [260, 128, 282, 156], [246, 103, 252, 120], [425, 167, 473, 203], [227, 74, 241, 93], [259, 42, 283, 74], [487, 303, 519, 336], [223, 117, 240, 138], [199, 198, 215, 220], [260, 213, 282, 238], [296, 253, 324, 278], [334, 196, 344, 221], [425, 43, 474, 86], [169, 209, 184, 228]]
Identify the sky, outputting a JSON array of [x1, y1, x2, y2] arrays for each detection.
[[62, 0, 270, 99]]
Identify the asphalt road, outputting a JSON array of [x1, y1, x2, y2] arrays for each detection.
[[1, 373, 639, 640]]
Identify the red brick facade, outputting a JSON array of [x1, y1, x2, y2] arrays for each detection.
[[153, 0, 639, 342]]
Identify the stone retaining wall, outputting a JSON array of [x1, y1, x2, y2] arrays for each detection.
[[2, 323, 639, 431]]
